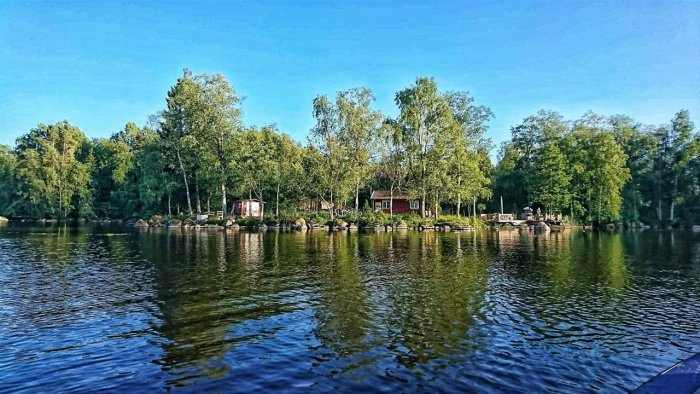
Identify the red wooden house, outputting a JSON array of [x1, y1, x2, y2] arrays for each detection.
[[370, 190, 420, 214]]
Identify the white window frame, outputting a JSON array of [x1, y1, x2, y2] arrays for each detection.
[[382, 200, 391, 209], [410, 200, 419, 210]]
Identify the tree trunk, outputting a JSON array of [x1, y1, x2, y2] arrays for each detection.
[[330, 188, 334, 220], [421, 187, 426, 218], [276, 181, 280, 217], [389, 185, 394, 218], [434, 193, 439, 222], [457, 192, 461, 219], [176, 149, 193, 215], [598, 187, 602, 225], [355, 183, 360, 212], [217, 136, 228, 218], [168, 194, 172, 218], [195, 176, 201, 214], [473, 196, 476, 220], [670, 176, 678, 222]]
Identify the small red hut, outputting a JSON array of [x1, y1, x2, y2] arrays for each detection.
[[233, 199, 264, 218]]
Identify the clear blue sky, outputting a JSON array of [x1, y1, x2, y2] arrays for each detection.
[[1, 1, 698, 152]]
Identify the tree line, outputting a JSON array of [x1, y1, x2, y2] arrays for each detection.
[[491, 110, 699, 226], [0, 70, 698, 226]]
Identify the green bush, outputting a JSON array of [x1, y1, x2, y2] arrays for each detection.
[[306, 212, 331, 225], [341, 212, 362, 225], [174, 213, 193, 221], [356, 211, 387, 226], [399, 214, 422, 227]]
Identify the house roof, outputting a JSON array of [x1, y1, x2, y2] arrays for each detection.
[[370, 190, 411, 200]]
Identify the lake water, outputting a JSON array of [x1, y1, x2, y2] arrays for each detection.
[[1, 224, 699, 392]]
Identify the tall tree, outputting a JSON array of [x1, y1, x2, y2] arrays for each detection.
[[527, 141, 570, 214], [611, 116, 657, 225], [665, 110, 696, 223], [444, 91, 493, 218], [309, 95, 351, 218], [336, 87, 382, 211], [0, 145, 17, 216], [568, 115, 630, 224], [158, 70, 200, 215], [189, 73, 242, 215], [395, 77, 452, 218], [14, 122, 92, 219]]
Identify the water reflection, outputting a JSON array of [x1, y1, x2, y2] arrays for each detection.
[[0, 225, 699, 392]]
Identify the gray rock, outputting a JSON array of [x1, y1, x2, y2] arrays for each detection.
[[534, 222, 550, 232]]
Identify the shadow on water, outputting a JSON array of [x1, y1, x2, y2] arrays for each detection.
[[1, 224, 699, 392]]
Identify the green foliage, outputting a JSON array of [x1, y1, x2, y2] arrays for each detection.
[[13, 121, 92, 219], [305, 211, 331, 225], [2, 70, 697, 228], [490, 109, 700, 226], [0, 145, 17, 216], [354, 211, 387, 227], [395, 78, 493, 219]]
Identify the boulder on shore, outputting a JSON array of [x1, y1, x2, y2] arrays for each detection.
[[135, 219, 149, 227], [0, 216, 8, 223], [534, 222, 550, 232]]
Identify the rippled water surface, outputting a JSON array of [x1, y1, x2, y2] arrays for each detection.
[[1, 224, 699, 392]]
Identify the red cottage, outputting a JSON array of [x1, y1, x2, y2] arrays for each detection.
[[233, 199, 264, 218], [369, 190, 420, 214]]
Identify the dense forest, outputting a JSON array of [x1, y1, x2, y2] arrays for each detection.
[[0, 70, 698, 227]]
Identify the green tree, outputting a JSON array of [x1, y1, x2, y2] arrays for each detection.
[[232, 126, 276, 214], [336, 87, 382, 211], [528, 141, 570, 214], [0, 145, 17, 216], [444, 91, 493, 218], [188, 72, 242, 215], [309, 95, 352, 218], [490, 142, 528, 213], [157, 70, 203, 215], [665, 110, 696, 223], [568, 115, 630, 224], [611, 116, 657, 225], [395, 77, 452, 218], [15, 121, 92, 219]]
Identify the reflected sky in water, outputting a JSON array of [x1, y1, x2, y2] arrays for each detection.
[[1, 225, 699, 392]]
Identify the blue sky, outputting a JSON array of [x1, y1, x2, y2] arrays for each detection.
[[1, 1, 698, 152]]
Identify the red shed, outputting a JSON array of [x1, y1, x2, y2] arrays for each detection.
[[370, 190, 420, 214], [233, 199, 264, 218]]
